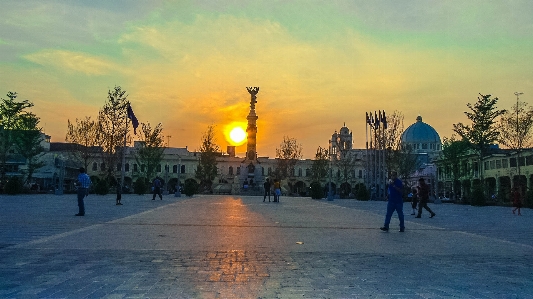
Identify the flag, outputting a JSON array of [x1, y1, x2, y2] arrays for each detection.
[[127, 103, 139, 134]]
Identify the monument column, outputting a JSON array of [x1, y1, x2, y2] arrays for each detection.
[[246, 87, 259, 162]]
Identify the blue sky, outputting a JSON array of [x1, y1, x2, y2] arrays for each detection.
[[1, 0, 532, 157]]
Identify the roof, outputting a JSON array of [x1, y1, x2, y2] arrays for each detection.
[[401, 115, 441, 144]]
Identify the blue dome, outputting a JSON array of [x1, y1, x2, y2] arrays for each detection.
[[401, 116, 441, 144]]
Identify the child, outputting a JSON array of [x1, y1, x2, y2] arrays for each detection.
[[511, 187, 521, 216], [411, 188, 418, 215]]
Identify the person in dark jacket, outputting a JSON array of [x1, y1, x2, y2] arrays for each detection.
[[380, 171, 405, 232], [263, 178, 271, 202], [416, 178, 436, 218]]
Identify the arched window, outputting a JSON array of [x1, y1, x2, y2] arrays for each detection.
[[181, 165, 185, 173], [133, 164, 138, 172], [229, 166, 234, 175], [173, 165, 178, 173]]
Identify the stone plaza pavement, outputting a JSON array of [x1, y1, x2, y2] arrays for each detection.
[[0, 193, 532, 299]]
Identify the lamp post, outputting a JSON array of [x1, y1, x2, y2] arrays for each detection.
[[175, 157, 181, 197], [328, 146, 336, 201], [514, 92, 524, 192]]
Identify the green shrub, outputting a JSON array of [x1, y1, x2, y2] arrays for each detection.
[[525, 189, 533, 209], [5, 177, 23, 195], [133, 177, 148, 195], [93, 179, 109, 195], [183, 179, 198, 197], [355, 183, 369, 201], [471, 186, 486, 206], [309, 181, 323, 199]]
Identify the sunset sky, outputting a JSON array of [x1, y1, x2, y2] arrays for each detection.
[[1, 0, 532, 158]]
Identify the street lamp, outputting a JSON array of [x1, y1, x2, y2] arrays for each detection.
[[328, 146, 337, 201], [514, 91, 524, 191], [175, 157, 181, 197]]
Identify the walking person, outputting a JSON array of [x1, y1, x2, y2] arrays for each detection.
[[263, 178, 271, 202], [410, 188, 418, 215], [273, 179, 281, 202], [511, 187, 522, 216], [380, 171, 405, 232], [152, 177, 163, 200], [416, 178, 436, 218], [75, 167, 91, 216], [116, 183, 123, 205]]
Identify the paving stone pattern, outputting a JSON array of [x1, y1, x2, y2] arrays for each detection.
[[0, 194, 532, 298]]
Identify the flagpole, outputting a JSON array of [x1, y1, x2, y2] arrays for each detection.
[[365, 113, 369, 189], [120, 103, 129, 191]]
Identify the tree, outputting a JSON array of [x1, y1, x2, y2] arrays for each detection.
[[134, 122, 165, 182], [497, 99, 533, 185], [12, 112, 46, 184], [65, 116, 102, 171], [0, 92, 40, 182], [310, 146, 329, 183], [394, 143, 421, 186], [453, 94, 506, 187], [440, 135, 470, 198], [195, 125, 220, 192], [274, 136, 303, 180], [381, 110, 405, 173], [335, 150, 356, 186], [97, 86, 129, 182]]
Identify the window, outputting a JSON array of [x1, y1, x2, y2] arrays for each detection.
[[229, 166, 233, 175], [101, 163, 106, 171], [422, 143, 428, 149], [262, 167, 265, 175], [125, 163, 129, 172], [173, 165, 178, 173], [495, 160, 501, 169], [92, 162, 97, 171], [237, 167, 241, 175], [519, 157, 525, 167], [502, 159, 508, 168], [484, 161, 489, 171], [298, 168, 302, 177], [181, 165, 185, 173], [359, 170, 363, 178], [306, 169, 310, 177], [510, 158, 517, 167], [134, 164, 138, 172], [157, 164, 162, 172], [489, 160, 495, 170], [527, 155, 533, 166]]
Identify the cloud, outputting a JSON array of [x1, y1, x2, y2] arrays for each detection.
[[23, 50, 119, 75]]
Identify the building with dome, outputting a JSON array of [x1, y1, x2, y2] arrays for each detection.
[[401, 115, 442, 163], [400, 115, 442, 194]]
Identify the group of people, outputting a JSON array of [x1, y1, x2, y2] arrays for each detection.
[[263, 178, 281, 202], [380, 172, 436, 232]]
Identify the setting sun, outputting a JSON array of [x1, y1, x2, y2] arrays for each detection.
[[229, 127, 246, 145]]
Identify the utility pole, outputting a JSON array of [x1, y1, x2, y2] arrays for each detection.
[[514, 92, 523, 194]]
